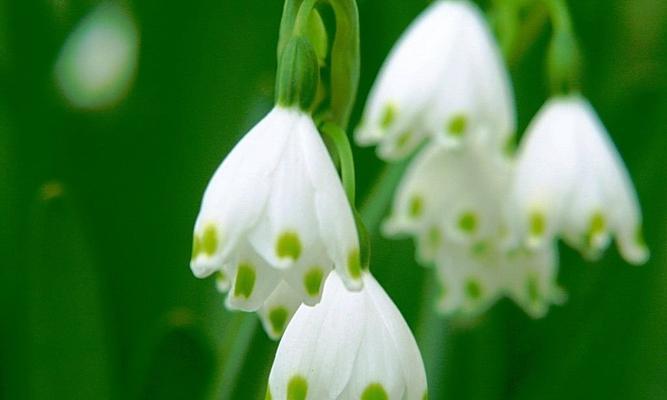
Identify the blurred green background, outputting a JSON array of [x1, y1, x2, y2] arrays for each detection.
[[1, 0, 666, 399]]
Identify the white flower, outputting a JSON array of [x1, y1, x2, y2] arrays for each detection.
[[384, 141, 512, 263], [509, 95, 649, 265], [502, 245, 566, 319], [435, 240, 505, 317], [267, 271, 427, 400], [355, 0, 515, 160], [191, 107, 362, 318], [435, 240, 564, 318], [54, 2, 139, 110]]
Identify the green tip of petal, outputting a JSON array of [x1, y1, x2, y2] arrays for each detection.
[[409, 194, 424, 219], [380, 103, 397, 130], [465, 279, 483, 300], [529, 211, 546, 239], [447, 114, 468, 137], [458, 211, 478, 234], [287, 375, 308, 400], [265, 388, 272, 400], [423, 391, 429, 400], [276, 231, 302, 261], [202, 225, 218, 256], [361, 383, 388, 400], [268, 306, 289, 335], [304, 267, 324, 297], [347, 248, 362, 280], [233, 263, 256, 299]]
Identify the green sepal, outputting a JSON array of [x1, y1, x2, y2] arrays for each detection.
[[275, 36, 320, 111]]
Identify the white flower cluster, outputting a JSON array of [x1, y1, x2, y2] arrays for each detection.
[[191, 107, 362, 338], [357, 0, 648, 318]]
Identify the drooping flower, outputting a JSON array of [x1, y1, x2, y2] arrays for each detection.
[[54, 2, 139, 110], [267, 271, 427, 400], [509, 95, 649, 265], [384, 141, 512, 263], [355, 0, 515, 160], [191, 107, 362, 320]]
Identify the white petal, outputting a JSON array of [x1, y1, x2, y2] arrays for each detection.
[[510, 98, 580, 249], [300, 119, 362, 291], [258, 281, 303, 340], [502, 245, 565, 318], [224, 243, 281, 312]]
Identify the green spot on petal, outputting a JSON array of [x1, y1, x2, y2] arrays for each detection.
[[472, 241, 488, 255], [396, 131, 411, 149], [527, 275, 539, 304], [380, 103, 397, 129], [458, 211, 478, 234], [465, 279, 482, 300], [428, 226, 441, 248], [503, 134, 516, 156], [304, 267, 324, 297], [287, 375, 308, 400], [589, 211, 606, 236], [347, 248, 362, 280], [276, 231, 302, 261], [361, 383, 388, 400], [268, 306, 289, 335], [409, 195, 424, 218], [233, 263, 256, 299], [423, 391, 429, 400], [202, 225, 218, 256], [447, 114, 467, 137], [529, 211, 546, 238], [265, 388, 272, 400]]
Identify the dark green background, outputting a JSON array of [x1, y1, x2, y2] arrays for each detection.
[[1, 0, 665, 399]]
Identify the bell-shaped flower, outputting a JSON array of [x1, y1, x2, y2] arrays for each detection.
[[384, 141, 512, 263], [267, 270, 427, 400], [355, 0, 515, 160], [191, 106, 362, 319], [509, 95, 649, 265]]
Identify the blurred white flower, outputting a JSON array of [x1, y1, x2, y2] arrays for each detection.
[[267, 271, 427, 400], [191, 107, 362, 319], [54, 2, 139, 110], [355, 0, 515, 160], [509, 95, 649, 265], [384, 141, 512, 263]]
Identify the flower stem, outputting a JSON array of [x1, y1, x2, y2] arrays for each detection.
[[321, 122, 356, 204]]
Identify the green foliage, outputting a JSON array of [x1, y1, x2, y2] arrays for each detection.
[[1, 0, 666, 399]]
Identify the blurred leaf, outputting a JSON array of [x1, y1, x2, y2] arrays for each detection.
[[24, 183, 112, 399], [140, 310, 216, 400]]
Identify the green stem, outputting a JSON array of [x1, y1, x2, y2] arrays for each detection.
[[321, 122, 356, 204]]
